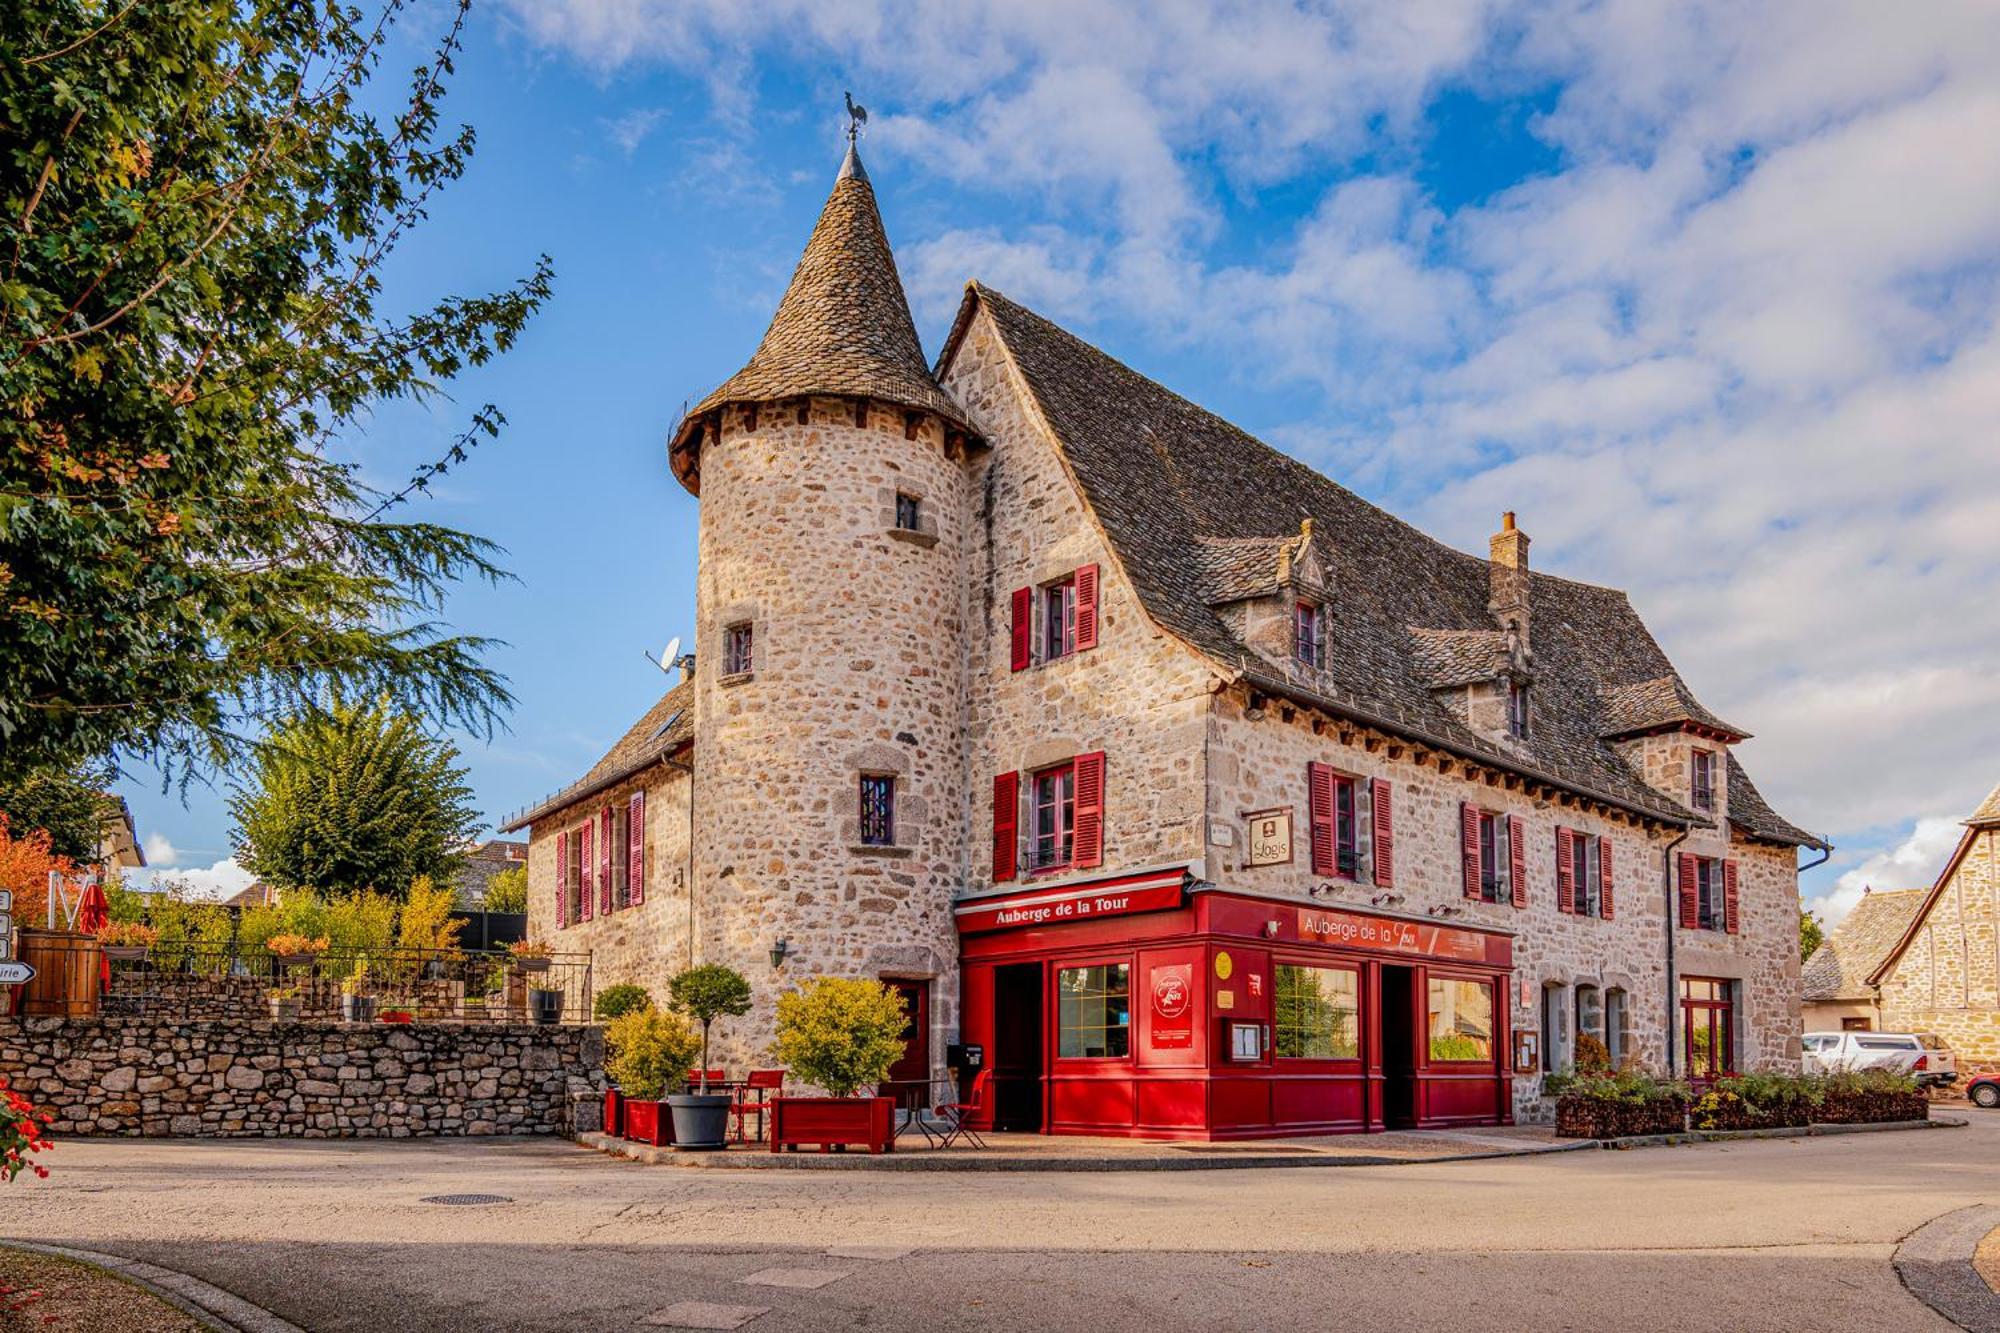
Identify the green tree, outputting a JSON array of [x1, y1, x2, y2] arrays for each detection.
[[228, 698, 479, 898], [771, 977, 908, 1099], [0, 760, 115, 861], [483, 864, 526, 913], [669, 964, 752, 1094], [1801, 906, 1825, 962], [0, 2, 551, 785]]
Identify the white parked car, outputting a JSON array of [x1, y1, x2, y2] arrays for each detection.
[[1801, 1031, 1955, 1087]]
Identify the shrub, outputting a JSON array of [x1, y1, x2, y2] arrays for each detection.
[[1691, 1071, 1817, 1130], [96, 921, 159, 949], [594, 984, 652, 1021], [771, 977, 908, 1099], [1574, 1033, 1612, 1073], [509, 939, 550, 959], [1, 1078, 52, 1182], [1817, 1068, 1926, 1124], [1552, 1069, 1691, 1139], [604, 1009, 702, 1101], [266, 933, 329, 958], [396, 875, 465, 955], [670, 965, 752, 1093], [143, 884, 234, 968], [484, 866, 527, 913]]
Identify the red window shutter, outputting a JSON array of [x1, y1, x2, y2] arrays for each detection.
[[1460, 803, 1482, 900], [1555, 827, 1575, 913], [1724, 859, 1740, 934], [600, 807, 615, 914], [628, 791, 646, 906], [1009, 587, 1032, 671], [1600, 837, 1615, 919], [1308, 762, 1336, 876], [1508, 815, 1527, 908], [992, 772, 1019, 883], [1371, 779, 1395, 887], [1075, 564, 1100, 651], [553, 832, 567, 930], [1678, 853, 1698, 929], [579, 820, 594, 922], [1073, 751, 1106, 869]]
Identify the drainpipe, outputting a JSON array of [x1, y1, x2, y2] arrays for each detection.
[[1661, 825, 1691, 1077]]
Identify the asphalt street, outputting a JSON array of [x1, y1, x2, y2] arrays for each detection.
[[2, 1111, 1992, 1332]]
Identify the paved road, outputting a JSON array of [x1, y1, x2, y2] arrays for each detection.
[[0, 1113, 1991, 1332]]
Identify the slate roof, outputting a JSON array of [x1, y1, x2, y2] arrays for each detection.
[[668, 144, 971, 492], [1725, 754, 1825, 848], [500, 680, 693, 832], [1193, 534, 1307, 602], [1803, 889, 1924, 1002], [1600, 674, 1748, 740], [953, 283, 1816, 834], [1408, 628, 1513, 690], [1970, 780, 2000, 828]]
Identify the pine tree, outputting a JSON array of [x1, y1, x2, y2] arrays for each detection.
[[229, 699, 481, 899]]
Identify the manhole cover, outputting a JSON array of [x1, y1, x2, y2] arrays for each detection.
[[420, 1193, 512, 1206]]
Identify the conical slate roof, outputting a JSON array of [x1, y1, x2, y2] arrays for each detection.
[[669, 144, 972, 492]]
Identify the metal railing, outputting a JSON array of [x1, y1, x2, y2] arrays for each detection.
[[101, 944, 594, 1026]]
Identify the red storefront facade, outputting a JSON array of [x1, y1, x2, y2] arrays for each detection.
[[957, 868, 1515, 1139]]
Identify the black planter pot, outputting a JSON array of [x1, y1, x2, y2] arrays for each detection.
[[528, 989, 564, 1025], [341, 993, 376, 1024], [666, 1093, 731, 1149]]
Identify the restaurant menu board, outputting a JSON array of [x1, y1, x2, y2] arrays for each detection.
[[1148, 963, 1194, 1049]]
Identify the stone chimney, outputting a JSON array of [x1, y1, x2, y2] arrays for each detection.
[[1489, 512, 1530, 648]]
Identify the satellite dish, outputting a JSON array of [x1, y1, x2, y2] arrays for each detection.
[[662, 636, 682, 667]]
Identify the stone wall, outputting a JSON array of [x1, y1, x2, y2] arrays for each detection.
[[1, 1018, 603, 1139], [1881, 826, 2000, 1066]]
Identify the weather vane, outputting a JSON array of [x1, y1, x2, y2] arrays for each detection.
[[844, 90, 868, 144]]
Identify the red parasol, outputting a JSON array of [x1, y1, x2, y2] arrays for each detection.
[[78, 879, 111, 990]]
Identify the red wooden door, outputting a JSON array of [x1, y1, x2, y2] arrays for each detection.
[[885, 980, 931, 1108]]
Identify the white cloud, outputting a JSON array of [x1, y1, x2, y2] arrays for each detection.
[[500, 0, 2000, 865], [602, 106, 668, 154], [1813, 816, 1965, 926], [141, 833, 177, 867], [135, 858, 253, 903]]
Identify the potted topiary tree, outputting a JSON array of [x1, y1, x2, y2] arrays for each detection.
[[769, 977, 908, 1154], [665, 964, 752, 1149], [605, 1007, 701, 1147]]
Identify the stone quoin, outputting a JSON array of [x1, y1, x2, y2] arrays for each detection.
[[500, 139, 1826, 1136]]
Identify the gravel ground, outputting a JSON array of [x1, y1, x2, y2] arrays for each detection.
[[0, 1247, 205, 1333]]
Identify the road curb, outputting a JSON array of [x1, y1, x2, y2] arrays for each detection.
[[0, 1241, 303, 1333], [1593, 1116, 1958, 1151], [1896, 1204, 2000, 1332]]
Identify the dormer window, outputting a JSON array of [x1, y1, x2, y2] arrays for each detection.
[[1691, 749, 1716, 811], [1506, 680, 1529, 740], [1294, 601, 1325, 669], [895, 492, 921, 531]]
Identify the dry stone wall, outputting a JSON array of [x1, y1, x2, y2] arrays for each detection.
[[1, 1018, 603, 1139]]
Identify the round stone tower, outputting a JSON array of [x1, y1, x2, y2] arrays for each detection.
[[667, 142, 981, 1074]]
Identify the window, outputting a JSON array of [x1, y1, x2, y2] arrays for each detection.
[[1293, 601, 1325, 669], [1570, 833, 1603, 918], [1696, 857, 1724, 930], [1540, 983, 1567, 1073], [1691, 749, 1715, 811], [1477, 811, 1503, 902], [1043, 577, 1077, 662], [722, 622, 754, 675], [1428, 978, 1494, 1062], [1681, 976, 1734, 1080], [1605, 988, 1628, 1067], [1574, 984, 1603, 1065], [1273, 965, 1358, 1059], [610, 805, 630, 908], [859, 774, 895, 847], [1057, 964, 1130, 1058], [895, 492, 922, 531], [564, 827, 583, 924], [1506, 680, 1529, 740], [1031, 763, 1075, 871]]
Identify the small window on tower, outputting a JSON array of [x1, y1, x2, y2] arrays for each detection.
[[1691, 749, 1716, 810], [723, 622, 754, 676], [859, 774, 895, 847], [894, 492, 922, 531]]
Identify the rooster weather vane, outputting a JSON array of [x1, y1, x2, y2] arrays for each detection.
[[845, 90, 867, 144]]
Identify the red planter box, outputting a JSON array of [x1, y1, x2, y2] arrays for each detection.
[[769, 1096, 895, 1155], [623, 1099, 674, 1147], [603, 1088, 624, 1138]]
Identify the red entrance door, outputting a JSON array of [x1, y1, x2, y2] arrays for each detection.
[[885, 980, 931, 1110]]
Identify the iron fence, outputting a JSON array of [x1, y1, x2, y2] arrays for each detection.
[[101, 944, 593, 1026]]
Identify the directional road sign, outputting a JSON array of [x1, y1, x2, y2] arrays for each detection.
[[0, 961, 35, 985], [0, 889, 12, 912]]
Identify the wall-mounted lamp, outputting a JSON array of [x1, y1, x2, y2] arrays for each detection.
[[1426, 904, 1463, 919], [769, 939, 791, 970], [1262, 920, 1280, 939], [1370, 891, 1405, 908]]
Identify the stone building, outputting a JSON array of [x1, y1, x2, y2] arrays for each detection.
[[501, 140, 1823, 1134], [1801, 888, 1925, 1032], [1860, 783, 2000, 1069]]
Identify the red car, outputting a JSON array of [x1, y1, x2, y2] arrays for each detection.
[[1967, 1074, 2000, 1109]]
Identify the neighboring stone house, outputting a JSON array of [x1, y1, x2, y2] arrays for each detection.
[[502, 140, 1823, 1134], [93, 794, 144, 876], [1801, 888, 1925, 1032], [1864, 783, 2000, 1069]]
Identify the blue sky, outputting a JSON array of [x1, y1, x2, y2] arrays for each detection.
[[123, 2, 2000, 925]]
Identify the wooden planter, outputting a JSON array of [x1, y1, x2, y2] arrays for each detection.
[[623, 1098, 674, 1147], [769, 1096, 895, 1155], [17, 930, 102, 1018]]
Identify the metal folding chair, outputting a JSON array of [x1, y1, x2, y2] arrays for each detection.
[[934, 1068, 993, 1149]]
